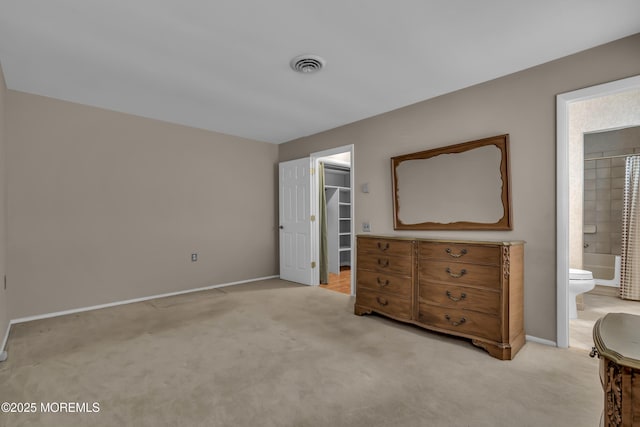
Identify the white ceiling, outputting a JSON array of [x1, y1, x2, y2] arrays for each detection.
[[1, 1, 639, 144]]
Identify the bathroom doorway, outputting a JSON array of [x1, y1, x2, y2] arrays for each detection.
[[556, 75, 640, 348], [570, 129, 640, 349]]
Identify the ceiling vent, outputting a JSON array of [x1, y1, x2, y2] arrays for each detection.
[[290, 55, 325, 73]]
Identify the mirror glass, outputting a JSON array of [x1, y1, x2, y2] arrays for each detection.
[[391, 135, 512, 230]]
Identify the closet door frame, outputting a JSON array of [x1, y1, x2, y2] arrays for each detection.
[[311, 145, 355, 295]]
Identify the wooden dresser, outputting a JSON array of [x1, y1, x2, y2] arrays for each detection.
[[355, 235, 525, 360], [592, 313, 640, 426]]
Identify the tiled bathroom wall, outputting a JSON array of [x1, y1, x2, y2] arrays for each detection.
[[584, 126, 640, 255]]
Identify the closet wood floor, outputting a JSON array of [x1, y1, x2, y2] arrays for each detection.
[[320, 267, 351, 295]]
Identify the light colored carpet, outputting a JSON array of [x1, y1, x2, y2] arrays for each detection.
[[1, 279, 602, 427]]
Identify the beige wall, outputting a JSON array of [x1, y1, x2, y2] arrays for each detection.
[[7, 91, 279, 319], [0, 62, 8, 346], [279, 33, 640, 342]]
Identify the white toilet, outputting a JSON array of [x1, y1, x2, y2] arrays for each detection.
[[569, 268, 596, 319]]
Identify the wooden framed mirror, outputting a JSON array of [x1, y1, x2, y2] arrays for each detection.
[[391, 134, 512, 230]]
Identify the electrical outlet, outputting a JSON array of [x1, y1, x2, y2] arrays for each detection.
[[362, 222, 371, 232], [191, 253, 198, 262]]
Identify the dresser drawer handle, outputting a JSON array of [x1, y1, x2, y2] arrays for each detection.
[[377, 242, 390, 251], [444, 314, 466, 326], [446, 291, 466, 302], [376, 296, 389, 306], [377, 258, 390, 268], [445, 267, 467, 278], [446, 248, 468, 258], [376, 277, 390, 287]]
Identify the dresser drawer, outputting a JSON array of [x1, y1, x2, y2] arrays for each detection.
[[356, 289, 411, 320], [419, 242, 501, 266], [357, 270, 412, 298], [419, 260, 501, 290], [418, 303, 501, 342], [358, 237, 413, 257], [419, 282, 500, 316], [358, 253, 413, 276]]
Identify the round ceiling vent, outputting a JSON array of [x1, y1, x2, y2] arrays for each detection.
[[290, 55, 325, 73]]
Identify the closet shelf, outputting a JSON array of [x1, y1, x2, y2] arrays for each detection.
[[324, 165, 351, 274], [325, 168, 350, 175]]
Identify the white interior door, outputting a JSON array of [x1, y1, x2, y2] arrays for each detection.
[[279, 158, 313, 285]]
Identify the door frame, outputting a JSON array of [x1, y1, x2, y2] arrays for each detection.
[[556, 74, 640, 348], [311, 144, 355, 295]]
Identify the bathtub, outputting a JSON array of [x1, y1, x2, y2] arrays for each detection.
[[583, 253, 621, 287]]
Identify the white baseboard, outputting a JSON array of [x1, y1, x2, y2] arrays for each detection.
[[1, 321, 10, 354], [11, 275, 280, 325], [526, 335, 557, 347]]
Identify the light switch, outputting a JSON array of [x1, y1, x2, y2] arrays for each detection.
[[361, 183, 369, 193]]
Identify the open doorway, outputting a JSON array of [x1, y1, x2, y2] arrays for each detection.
[[570, 127, 640, 350], [312, 145, 355, 296], [556, 75, 640, 348]]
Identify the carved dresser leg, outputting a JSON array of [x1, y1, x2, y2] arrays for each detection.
[[354, 305, 372, 316], [472, 340, 514, 360]]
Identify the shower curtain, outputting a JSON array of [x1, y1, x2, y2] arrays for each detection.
[[620, 156, 640, 300], [318, 162, 329, 284]]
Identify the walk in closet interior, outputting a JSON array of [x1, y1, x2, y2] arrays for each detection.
[[323, 162, 352, 275]]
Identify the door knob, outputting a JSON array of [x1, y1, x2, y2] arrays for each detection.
[[279, 225, 284, 229]]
